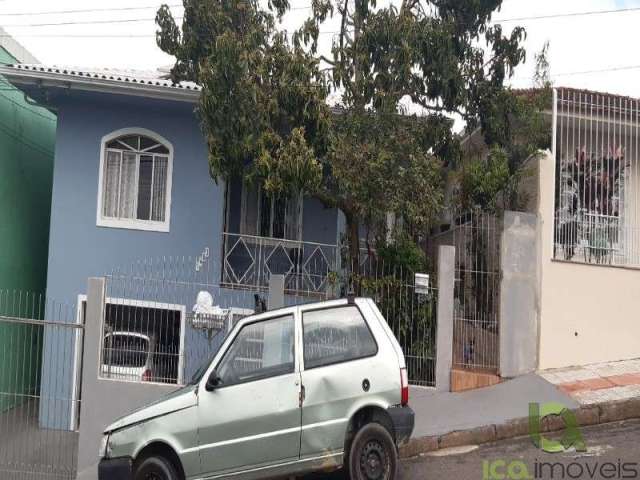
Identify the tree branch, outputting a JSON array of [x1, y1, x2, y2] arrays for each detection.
[[319, 55, 336, 66]]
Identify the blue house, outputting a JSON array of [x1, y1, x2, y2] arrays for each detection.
[[0, 64, 344, 430]]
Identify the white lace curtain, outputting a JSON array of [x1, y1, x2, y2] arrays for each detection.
[[102, 137, 169, 223]]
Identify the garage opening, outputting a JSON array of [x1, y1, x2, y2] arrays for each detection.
[[98, 300, 185, 385]]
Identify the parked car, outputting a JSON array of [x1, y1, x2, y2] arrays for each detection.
[[98, 298, 415, 480], [101, 331, 157, 382]]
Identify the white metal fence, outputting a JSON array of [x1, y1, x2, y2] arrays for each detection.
[[103, 252, 438, 387], [0, 290, 81, 480], [222, 233, 340, 295], [554, 88, 640, 266]]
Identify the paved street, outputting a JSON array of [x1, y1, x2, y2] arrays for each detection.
[[305, 419, 640, 480]]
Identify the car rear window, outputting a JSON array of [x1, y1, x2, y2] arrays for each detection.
[[103, 335, 150, 368], [302, 305, 377, 369]]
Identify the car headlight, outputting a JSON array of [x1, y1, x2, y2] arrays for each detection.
[[99, 434, 112, 458]]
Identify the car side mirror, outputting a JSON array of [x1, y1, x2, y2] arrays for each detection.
[[205, 370, 222, 392]]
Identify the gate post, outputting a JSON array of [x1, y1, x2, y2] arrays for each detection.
[[435, 246, 455, 392], [76, 277, 106, 479]]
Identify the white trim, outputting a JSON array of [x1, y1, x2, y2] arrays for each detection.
[[74, 294, 187, 394], [551, 88, 558, 253], [0, 65, 199, 103], [96, 128, 174, 233]]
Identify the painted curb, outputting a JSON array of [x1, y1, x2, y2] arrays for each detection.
[[399, 398, 640, 458]]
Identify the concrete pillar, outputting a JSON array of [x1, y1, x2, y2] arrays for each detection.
[[500, 211, 539, 377], [76, 277, 106, 478], [435, 246, 455, 392], [268, 274, 285, 310]]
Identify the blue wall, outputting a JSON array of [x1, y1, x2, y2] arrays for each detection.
[[38, 89, 341, 429], [45, 93, 225, 302], [40, 91, 229, 429]]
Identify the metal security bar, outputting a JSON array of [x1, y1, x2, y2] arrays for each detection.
[[354, 259, 438, 387], [103, 255, 257, 387], [554, 88, 640, 266], [103, 248, 437, 388], [222, 233, 340, 295], [430, 210, 501, 373], [0, 290, 81, 480]]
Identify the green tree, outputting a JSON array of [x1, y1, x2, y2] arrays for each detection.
[[156, 0, 529, 268], [460, 41, 552, 211]]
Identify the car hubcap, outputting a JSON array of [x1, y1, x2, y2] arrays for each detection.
[[144, 472, 163, 480], [360, 440, 388, 480]]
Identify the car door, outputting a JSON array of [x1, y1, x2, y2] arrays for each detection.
[[298, 304, 380, 459], [197, 312, 302, 477]]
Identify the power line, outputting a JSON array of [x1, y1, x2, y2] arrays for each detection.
[[3, 4, 640, 28], [1, 17, 185, 28], [0, 4, 183, 16], [496, 6, 640, 23]]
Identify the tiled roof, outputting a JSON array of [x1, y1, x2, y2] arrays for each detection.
[[6, 64, 201, 92]]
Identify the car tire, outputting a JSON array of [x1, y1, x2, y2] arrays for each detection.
[[348, 422, 398, 480], [134, 455, 179, 480]]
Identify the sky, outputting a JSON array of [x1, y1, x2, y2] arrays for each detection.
[[2, 0, 640, 99]]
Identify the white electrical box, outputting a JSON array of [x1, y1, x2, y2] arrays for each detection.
[[415, 273, 430, 295]]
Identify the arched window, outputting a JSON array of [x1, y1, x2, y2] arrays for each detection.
[[97, 129, 173, 232]]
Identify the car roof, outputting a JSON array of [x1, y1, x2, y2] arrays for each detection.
[[105, 331, 153, 340], [234, 297, 372, 330]]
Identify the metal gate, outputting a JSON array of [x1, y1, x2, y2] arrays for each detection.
[[430, 210, 502, 374], [451, 210, 502, 373], [0, 291, 82, 480]]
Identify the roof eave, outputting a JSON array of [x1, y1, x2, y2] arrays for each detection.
[[0, 66, 200, 104]]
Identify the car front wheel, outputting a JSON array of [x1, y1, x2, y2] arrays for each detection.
[[134, 455, 179, 480], [348, 422, 398, 480]]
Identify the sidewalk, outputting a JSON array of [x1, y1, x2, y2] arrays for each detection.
[[539, 358, 640, 406], [410, 374, 577, 438], [404, 359, 640, 457]]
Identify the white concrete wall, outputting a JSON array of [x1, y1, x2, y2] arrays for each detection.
[[537, 151, 640, 369]]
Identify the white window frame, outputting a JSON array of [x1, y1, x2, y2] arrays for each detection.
[[96, 127, 174, 233], [71, 294, 187, 429]]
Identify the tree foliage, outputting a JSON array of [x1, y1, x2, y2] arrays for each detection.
[[460, 41, 552, 211], [156, 0, 329, 196], [156, 0, 530, 265]]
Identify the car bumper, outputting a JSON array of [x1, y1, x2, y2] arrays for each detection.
[[98, 457, 133, 480], [388, 405, 415, 446]]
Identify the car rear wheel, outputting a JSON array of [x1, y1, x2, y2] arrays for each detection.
[[134, 455, 179, 480], [348, 422, 398, 480]]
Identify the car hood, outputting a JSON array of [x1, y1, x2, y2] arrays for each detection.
[[104, 384, 198, 433]]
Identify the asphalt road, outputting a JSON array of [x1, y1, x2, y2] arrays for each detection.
[[304, 419, 640, 480]]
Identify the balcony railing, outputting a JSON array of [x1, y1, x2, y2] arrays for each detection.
[[222, 233, 340, 295]]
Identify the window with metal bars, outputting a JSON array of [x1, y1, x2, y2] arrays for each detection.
[[554, 89, 640, 266]]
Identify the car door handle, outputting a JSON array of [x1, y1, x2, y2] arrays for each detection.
[[299, 385, 306, 407]]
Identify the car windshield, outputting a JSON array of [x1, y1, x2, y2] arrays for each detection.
[[189, 350, 217, 385], [103, 334, 150, 368]]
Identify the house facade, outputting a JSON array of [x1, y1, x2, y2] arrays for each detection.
[[0, 64, 343, 431], [436, 87, 640, 387], [0, 31, 56, 413]]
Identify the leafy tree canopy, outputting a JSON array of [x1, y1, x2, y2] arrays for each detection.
[[156, 0, 529, 263], [459, 41, 552, 211]]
